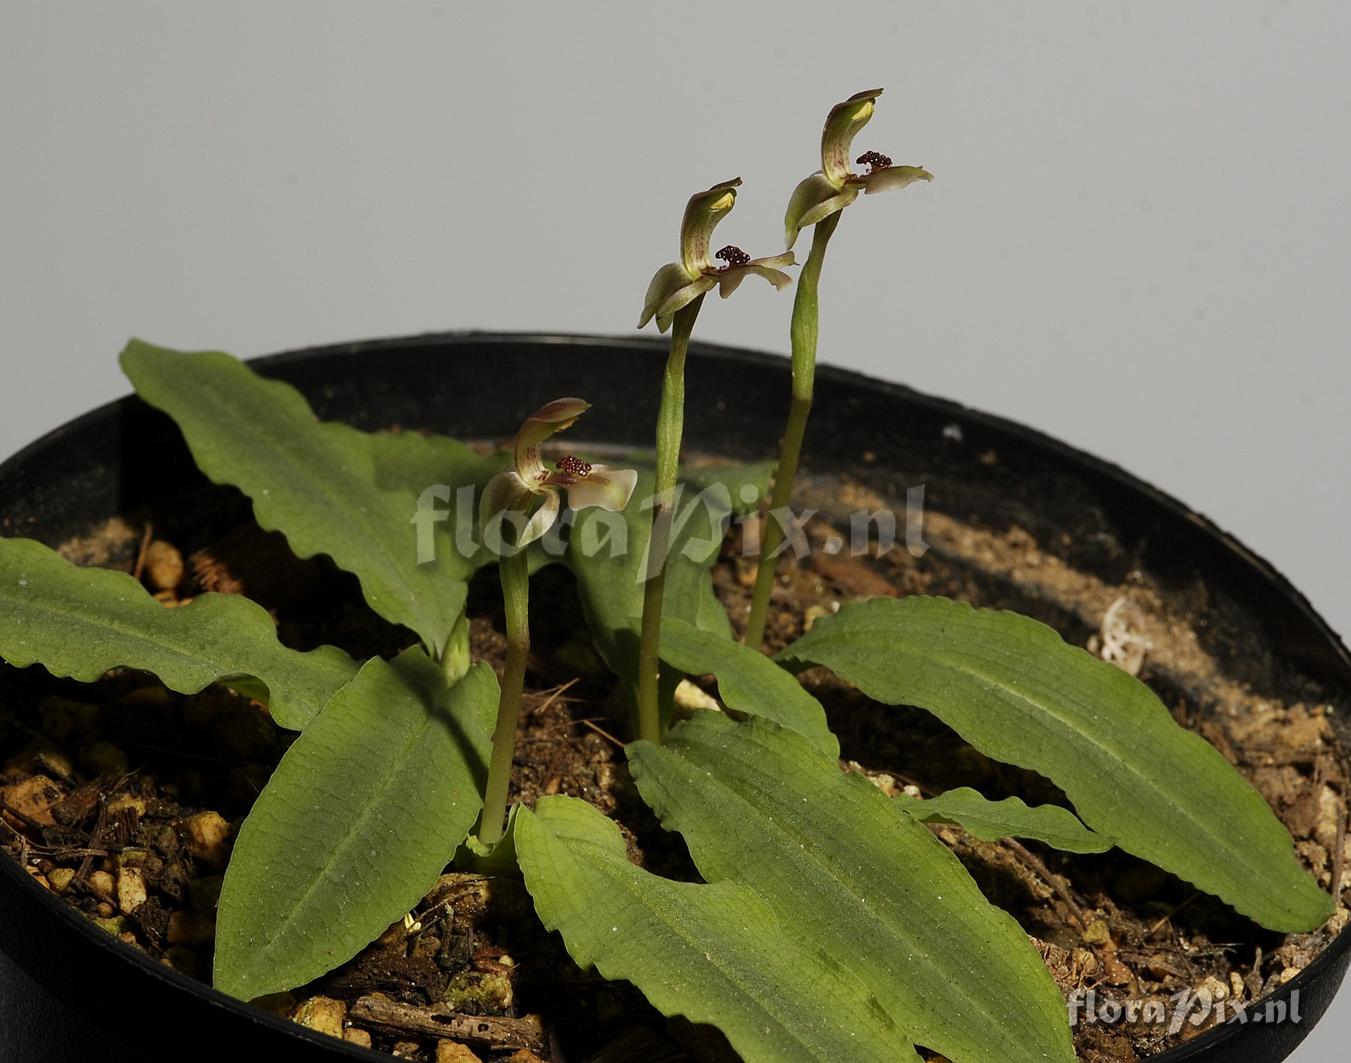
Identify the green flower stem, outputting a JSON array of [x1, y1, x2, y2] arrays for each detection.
[[479, 545, 530, 845], [744, 212, 841, 651], [636, 294, 706, 744]]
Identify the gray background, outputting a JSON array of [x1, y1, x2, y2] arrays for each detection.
[[1, 2, 1347, 1057]]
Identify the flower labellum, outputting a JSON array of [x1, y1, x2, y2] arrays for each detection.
[[783, 88, 933, 249], [479, 398, 638, 551], [638, 178, 797, 333]]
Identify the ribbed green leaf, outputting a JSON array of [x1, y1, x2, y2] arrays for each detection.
[[214, 652, 496, 999], [779, 596, 1333, 933], [120, 340, 490, 655], [362, 425, 503, 498], [0, 537, 357, 730], [515, 796, 914, 1063], [629, 714, 1075, 1063], [655, 616, 837, 758], [900, 788, 1113, 854]]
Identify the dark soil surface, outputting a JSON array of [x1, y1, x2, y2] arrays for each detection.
[[2, 457, 1348, 1063]]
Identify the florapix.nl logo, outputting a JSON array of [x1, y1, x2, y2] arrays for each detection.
[[1069, 986, 1302, 1036], [410, 479, 930, 571]]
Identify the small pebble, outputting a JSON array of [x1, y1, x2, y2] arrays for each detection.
[[117, 847, 162, 876], [393, 1041, 420, 1058], [1315, 785, 1342, 851], [47, 867, 75, 893], [88, 914, 128, 935], [344, 1028, 373, 1048], [107, 793, 149, 817], [116, 866, 148, 915], [144, 540, 185, 592], [292, 996, 346, 1040], [1081, 919, 1112, 947], [436, 1042, 483, 1063], [34, 747, 75, 781], [181, 811, 233, 866], [0, 775, 63, 826], [88, 870, 116, 900], [1101, 956, 1134, 986], [672, 680, 720, 716], [803, 604, 832, 631]]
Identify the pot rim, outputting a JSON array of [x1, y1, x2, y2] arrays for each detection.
[[1, 328, 1347, 1062]]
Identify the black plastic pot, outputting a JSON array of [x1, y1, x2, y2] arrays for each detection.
[[1, 332, 1347, 1062]]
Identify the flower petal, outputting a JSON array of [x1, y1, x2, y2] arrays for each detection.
[[750, 251, 797, 271], [518, 488, 562, 547], [564, 464, 638, 513], [783, 173, 838, 249], [718, 263, 795, 300], [680, 177, 741, 276], [479, 470, 533, 531], [797, 185, 860, 232], [862, 164, 934, 195], [515, 398, 590, 482], [639, 261, 695, 329], [822, 88, 882, 187], [655, 273, 717, 333]]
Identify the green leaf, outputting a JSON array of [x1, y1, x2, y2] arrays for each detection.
[[655, 617, 837, 758], [0, 537, 358, 730], [899, 788, 1113, 854], [629, 714, 1075, 1063], [515, 796, 914, 1063], [120, 340, 490, 655], [213, 652, 496, 999], [362, 426, 503, 498], [779, 596, 1333, 933]]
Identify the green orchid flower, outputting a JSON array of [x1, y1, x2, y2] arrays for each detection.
[[477, 397, 636, 846], [743, 89, 932, 650], [480, 397, 638, 550], [638, 178, 796, 333], [632, 177, 795, 744], [783, 88, 933, 250]]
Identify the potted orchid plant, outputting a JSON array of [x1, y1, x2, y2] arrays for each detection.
[[0, 89, 1344, 1063]]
